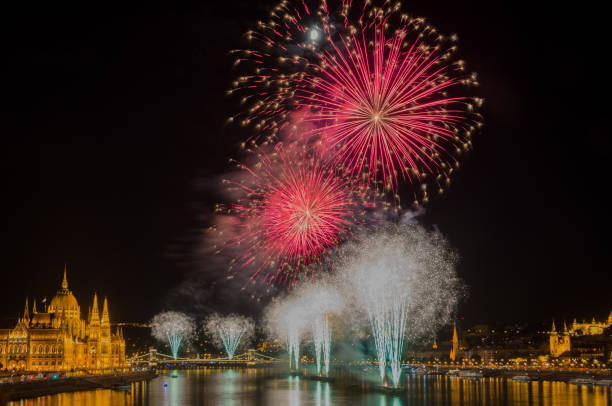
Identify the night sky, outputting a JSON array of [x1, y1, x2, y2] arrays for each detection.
[[2, 1, 610, 327]]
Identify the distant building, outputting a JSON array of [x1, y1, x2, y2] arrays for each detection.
[[549, 311, 612, 358], [0, 268, 127, 371], [549, 321, 571, 357], [569, 313, 612, 336], [449, 324, 459, 361]]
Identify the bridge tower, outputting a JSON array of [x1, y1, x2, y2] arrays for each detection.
[[247, 349, 256, 361], [148, 347, 158, 362]]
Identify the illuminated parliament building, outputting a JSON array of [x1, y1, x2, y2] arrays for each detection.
[[0, 268, 127, 371]]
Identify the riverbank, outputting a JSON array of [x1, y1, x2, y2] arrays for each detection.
[[0, 370, 157, 403], [404, 365, 612, 382], [292, 364, 612, 389]]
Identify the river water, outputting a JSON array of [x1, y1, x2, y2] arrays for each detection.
[[7, 368, 612, 406]]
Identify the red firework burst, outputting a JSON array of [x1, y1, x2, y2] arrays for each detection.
[[230, 0, 482, 199], [215, 143, 373, 283], [301, 24, 478, 189]]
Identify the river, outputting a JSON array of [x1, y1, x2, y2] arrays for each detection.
[[7, 368, 612, 405]]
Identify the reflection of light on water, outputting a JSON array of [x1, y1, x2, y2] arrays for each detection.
[[222, 369, 239, 398], [224, 369, 239, 378], [379, 396, 403, 406], [160, 371, 182, 406], [170, 372, 179, 406], [288, 376, 300, 406], [315, 381, 332, 406], [10, 370, 612, 406]]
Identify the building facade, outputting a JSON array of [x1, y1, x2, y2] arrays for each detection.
[[0, 269, 126, 371], [549, 312, 612, 357], [549, 321, 571, 357], [569, 313, 612, 336]]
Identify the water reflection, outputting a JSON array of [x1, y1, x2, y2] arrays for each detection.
[[7, 369, 612, 406], [378, 396, 402, 406], [288, 376, 300, 406], [314, 381, 331, 406]]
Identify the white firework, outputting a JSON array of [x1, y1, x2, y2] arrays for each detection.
[[291, 281, 343, 376], [338, 224, 460, 386], [264, 295, 309, 370], [151, 311, 196, 359], [204, 313, 255, 359]]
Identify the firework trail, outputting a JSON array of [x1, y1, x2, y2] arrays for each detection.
[[211, 142, 376, 284], [338, 223, 461, 386], [230, 0, 482, 196], [292, 280, 343, 375], [151, 311, 196, 359], [204, 313, 255, 359], [312, 315, 331, 375], [264, 295, 309, 370]]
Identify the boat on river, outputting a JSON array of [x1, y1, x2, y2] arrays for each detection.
[[569, 378, 594, 386], [511, 375, 532, 382], [458, 370, 483, 379]]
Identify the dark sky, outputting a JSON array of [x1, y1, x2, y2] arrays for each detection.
[[2, 1, 610, 327]]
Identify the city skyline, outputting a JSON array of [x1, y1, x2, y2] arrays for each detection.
[[2, 1, 611, 404], [2, 0, 610, 326]]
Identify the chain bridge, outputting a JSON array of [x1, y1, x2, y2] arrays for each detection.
[[128, 348, 281, 367]]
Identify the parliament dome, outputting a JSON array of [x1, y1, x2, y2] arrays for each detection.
[[48, 268, 80, 316], [49, 292, 79, 312]]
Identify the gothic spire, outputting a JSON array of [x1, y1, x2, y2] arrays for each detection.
[[61, 264, 68, 290], [450, 323, 459, 361], [101, 297, 109, 324], [91, 293, 100, 321], [32, 299, 37, 314], [551, 320, 556, 333], [23, 297, 29, 321]]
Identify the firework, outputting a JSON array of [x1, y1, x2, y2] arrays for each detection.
[[264, 295, 309, 370], [338, 223, 460, 386], [151, 311, 196, 359], [292, 281, 343, 375], [230, 0, 481, 196], [212, 142, 375, 283], [204, 313, 255, 359]]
